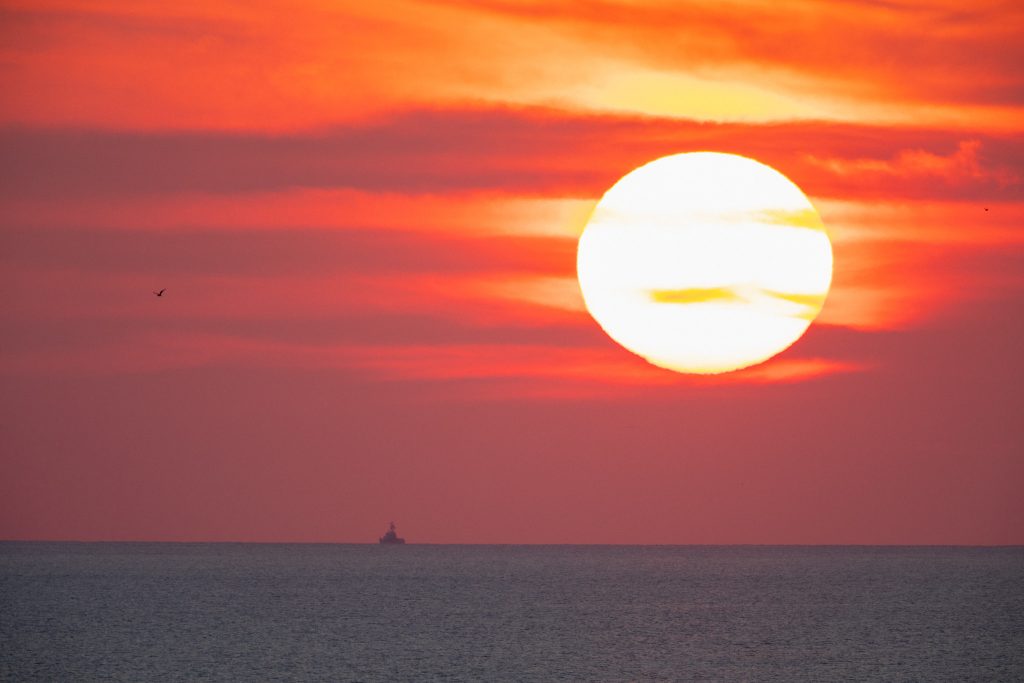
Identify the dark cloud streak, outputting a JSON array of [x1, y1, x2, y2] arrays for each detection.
[[0, 226, 575, 278], [2, 108, 1021, 201]]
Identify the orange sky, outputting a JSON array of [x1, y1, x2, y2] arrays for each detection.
[[2, 0, 1022, 543]]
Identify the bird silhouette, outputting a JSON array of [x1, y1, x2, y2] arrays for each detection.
[[154, 288, 166, 297]]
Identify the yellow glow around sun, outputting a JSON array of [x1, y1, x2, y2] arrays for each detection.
[[574, 68, 814, 122], [577, 152, 833, 374]]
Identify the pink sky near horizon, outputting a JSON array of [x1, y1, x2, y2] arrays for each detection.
[[1, 0, 1022, 544]]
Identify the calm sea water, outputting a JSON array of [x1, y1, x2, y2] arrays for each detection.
[[1, 543, 1022, 682]]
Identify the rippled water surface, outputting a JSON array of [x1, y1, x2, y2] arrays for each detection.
[[2, 543, 1022, 681]]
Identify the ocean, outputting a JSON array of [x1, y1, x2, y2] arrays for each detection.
[[2, 543, 1022, 681]]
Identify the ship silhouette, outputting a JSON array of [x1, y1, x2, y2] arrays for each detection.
[[379, 521, 406, 545]]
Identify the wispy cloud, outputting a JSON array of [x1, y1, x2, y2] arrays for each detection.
[[4, 0, 1021, 130], [0, 325, 868, 399], [806, 140, 1019, 188]]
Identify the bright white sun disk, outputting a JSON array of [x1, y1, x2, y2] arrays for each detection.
[[577, 152, 833, 374]]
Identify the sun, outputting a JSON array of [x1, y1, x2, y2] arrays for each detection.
[[577, 152, 833, 374]]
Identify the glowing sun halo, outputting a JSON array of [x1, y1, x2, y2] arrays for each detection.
[[577, 152, 833, 374]]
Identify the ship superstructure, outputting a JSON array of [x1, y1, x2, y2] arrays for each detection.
[[379, 521, 406, 545]]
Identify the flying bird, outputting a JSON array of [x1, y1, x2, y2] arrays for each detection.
[[153, 288, 166, 297]]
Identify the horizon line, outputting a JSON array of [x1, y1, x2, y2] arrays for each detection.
[[3, 539, 1022, 549]]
